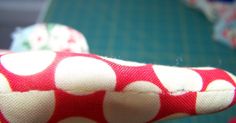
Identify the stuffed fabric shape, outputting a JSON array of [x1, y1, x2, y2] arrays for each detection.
[[10, 23, 89, 53], [0, 51, 235, 123]]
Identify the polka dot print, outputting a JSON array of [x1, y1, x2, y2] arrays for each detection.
[[124, 81, 161, 93], [153, 65, 203, 93], [0, 91, 55, 123], [0, 51, 235, 122], [0, 51, 56, 76], [196, 91, 235, 114], [55, 56, 116, 95], [0, 73, 11, 93], [196, 80, 235, 114], [206, 80, 235, 91], [226, 71, 236, 85], [103, 92, 160, 123]]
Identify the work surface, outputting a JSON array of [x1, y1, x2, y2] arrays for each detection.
[[44, 0, 236, 122]]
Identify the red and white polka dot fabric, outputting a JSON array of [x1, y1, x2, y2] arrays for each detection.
[[0, 51, 235, 123]]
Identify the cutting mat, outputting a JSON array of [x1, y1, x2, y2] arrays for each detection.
[[44, 0, 236, 122]]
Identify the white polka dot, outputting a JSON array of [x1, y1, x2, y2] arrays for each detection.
[[0, 73, 11, 93], [55, 56, 116, 95], [196, 80, 235, 114], [103, 92, 160, 123], [124, 81, 161, 93], [191, 67, 216, 70], [102, 57, 145, 66], [206, 80, 235, 91], [58, 117, 96, 123], [153, 65, 203, 93], [226, 71, 236, 85], [159, 113, 189, 121], [0, 91, 55, 123], [0, 51, 56, 76]]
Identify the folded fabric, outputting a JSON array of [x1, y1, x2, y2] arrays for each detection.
[[0, 51, 235, 123]]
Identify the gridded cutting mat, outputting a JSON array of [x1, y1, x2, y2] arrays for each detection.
[[44, 0, 236, 122]]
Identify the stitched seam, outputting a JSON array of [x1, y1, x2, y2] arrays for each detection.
[[0, 89, 235, 95]]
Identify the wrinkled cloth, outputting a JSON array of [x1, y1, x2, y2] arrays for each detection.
[[0, 51, 235, 123]]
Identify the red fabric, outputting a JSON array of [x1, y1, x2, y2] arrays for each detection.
[[0, 52, 235, 123]]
